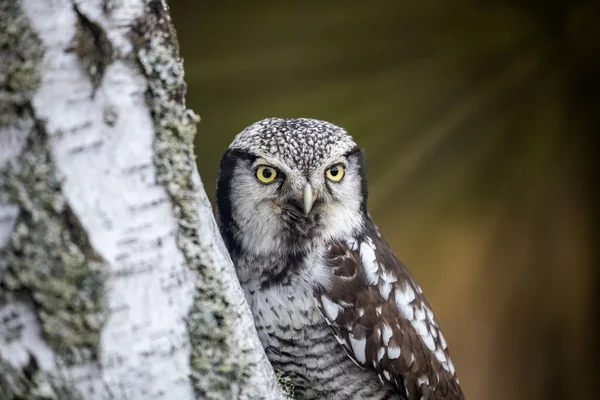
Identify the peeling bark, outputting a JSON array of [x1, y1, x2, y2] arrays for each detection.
[[0, 0, 284, 399]]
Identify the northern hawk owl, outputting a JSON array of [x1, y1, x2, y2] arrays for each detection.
[[216, 118, 464, 399]]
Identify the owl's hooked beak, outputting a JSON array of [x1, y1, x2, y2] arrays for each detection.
[[303, 183, 317, 216]]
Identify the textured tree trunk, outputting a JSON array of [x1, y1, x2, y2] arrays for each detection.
[[0, 0, 284, 399]]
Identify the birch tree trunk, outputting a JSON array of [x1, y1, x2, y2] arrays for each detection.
[[0, 0, 284, 398]]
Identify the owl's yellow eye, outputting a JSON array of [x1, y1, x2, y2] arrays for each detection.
[[325, 164, 345, 182], [256, 165, 278, 184]]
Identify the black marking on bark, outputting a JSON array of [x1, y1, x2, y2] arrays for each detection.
[[103, 104, 119, 126], [102, 0, 118, 14], [71, 3, 114, 95]]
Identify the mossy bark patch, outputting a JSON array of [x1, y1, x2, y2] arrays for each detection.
[[276, 370, 296, 400], [131, 1, 255, 398], [0, 354, 81, 400], [0, 0, 43, 128], [0, 117, 108, 365], [0, 1, 107, 397]]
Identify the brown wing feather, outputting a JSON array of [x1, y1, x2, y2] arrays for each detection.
[[315, 226, 465, 400]]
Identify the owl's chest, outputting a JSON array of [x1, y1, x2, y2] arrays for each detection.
[[248, 280, 352, 393], [243, 277, 399, 399], [238, 249, 332, 342], [248, 279, 325, 347], [238, 255, 400, 399]]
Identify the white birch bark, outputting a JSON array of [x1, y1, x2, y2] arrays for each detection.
[[0, 0, 285, 399]]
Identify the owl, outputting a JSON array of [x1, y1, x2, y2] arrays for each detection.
[[216, 118, 465, 400]]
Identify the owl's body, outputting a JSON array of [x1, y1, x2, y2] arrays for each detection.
[[217, 118, 464, 400], [235, 231, 400, 399]]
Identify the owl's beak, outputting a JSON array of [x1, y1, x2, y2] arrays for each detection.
[[303, 183, 316, 216]]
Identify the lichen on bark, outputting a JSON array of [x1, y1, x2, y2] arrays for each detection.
[[0, 120, 108, 365], [131, 1, 250, 398], [0, 1, 108, 397], [0, 0, 43, 127], [276, 370, 296, 400], [0, 354, 80, 400]]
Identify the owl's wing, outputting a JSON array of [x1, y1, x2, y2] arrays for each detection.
[[314, 222, 464, 400]]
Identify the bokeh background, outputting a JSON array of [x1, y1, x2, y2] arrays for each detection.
[[170, 1, 599, 399]]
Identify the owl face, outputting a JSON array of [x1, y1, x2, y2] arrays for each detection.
[[217, 118, 368, 256]]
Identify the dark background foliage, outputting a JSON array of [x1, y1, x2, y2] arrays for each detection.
[[170, 1, 599, 398]]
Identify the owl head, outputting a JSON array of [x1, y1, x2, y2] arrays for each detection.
[[216, 118, 368, 256]]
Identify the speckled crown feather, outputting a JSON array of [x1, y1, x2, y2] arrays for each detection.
[[229, 118, 357, 170]]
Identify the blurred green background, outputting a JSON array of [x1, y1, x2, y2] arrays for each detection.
[[170, 1, 599, 399]]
